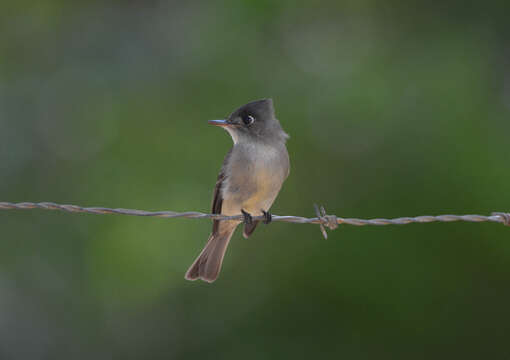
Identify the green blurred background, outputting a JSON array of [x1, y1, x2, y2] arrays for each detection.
[[1, 1, 510, 358]]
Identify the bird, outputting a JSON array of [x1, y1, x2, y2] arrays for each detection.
[[185, 98, 290, 283]]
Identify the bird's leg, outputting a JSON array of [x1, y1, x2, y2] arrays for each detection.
[[261, 210, 272, 225], [241, 209, 253, 225]]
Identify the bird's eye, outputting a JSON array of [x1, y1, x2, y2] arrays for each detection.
[[243, 114, 255, 125]]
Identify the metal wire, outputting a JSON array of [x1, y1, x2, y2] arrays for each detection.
[[0, 201, 508, 239]]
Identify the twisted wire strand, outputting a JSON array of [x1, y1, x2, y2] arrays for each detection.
[[1, 202, 508, 236]]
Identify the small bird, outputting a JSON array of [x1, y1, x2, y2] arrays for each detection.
[[185, 99, 290, 283]]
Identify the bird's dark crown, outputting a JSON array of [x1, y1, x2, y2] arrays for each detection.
[[228, 98, 274, 122], [224, 98, 288, 143]]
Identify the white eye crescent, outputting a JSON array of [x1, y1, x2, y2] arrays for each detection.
[[244, 115, 255, 125]]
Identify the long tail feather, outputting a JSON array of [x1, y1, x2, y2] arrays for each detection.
[[185, 225, 237, 283]]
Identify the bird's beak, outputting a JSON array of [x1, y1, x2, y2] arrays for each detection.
[[208, 119, 230, 127]]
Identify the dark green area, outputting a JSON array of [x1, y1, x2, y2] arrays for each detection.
[[1, 1, 509, 358]]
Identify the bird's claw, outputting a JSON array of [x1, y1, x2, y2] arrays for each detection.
[[241, 209, 253, 225], [262, 210, 272, 225]]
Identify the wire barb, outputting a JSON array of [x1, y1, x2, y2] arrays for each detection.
[[314, 204, 338, 239], [492, 212, 510, 226], [0, 202, 509, 236]]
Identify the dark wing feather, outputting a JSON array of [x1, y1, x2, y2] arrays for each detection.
[[243, 221, 259, 238], [211, 148, 232, 233]]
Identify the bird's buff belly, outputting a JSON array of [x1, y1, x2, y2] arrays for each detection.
[[221, 172, 282, 217]]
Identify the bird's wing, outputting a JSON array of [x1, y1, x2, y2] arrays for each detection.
[[211, 148, 232, 233], [243, 220, 259, 238]]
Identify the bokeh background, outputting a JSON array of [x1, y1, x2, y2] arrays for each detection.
[[1, 1, 510, 358]]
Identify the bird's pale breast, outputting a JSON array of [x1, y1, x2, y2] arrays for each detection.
[[221, 142, 288, 216]]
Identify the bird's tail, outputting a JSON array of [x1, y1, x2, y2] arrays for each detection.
[[185, 225, 236, 283]]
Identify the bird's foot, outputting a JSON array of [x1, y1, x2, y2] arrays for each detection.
[[241, 209, 253, 226], [262, 210, 272, 225]]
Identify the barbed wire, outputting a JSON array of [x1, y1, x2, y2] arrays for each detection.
[[1, 201, 508, 239]]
